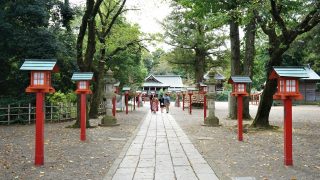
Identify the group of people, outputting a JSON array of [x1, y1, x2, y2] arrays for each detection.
[[150, 93, 171, 114]]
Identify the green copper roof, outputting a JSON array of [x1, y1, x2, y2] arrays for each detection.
[[228, 76, 252, 83], [302, 66, 320, 80], [71, 72, 93, 81], [273, 66, 309, 78], [20, 59, 57, 71]]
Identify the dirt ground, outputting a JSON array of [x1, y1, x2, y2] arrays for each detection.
[[0, 107, 148, 180], [171, 102, 320, 180]]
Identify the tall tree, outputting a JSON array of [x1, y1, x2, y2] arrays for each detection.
[[252, 0, 320, 127], [243, 12, 256, 119], [74, 0, 103, 127], [88, 0, 127, 118], [163, 2, 226, 83]]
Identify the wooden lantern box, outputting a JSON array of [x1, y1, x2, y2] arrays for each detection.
[[269, 67, 309, 100], [20, 59, 59, 93], [71, 72, 93, 94], [228, 76, 252, 96]]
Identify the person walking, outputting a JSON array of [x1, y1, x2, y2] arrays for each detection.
[[151, 96, 159, 114], [159, 95, 165, 113], [164, 93, 171, 113]]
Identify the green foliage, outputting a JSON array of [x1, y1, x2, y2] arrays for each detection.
[[0, 0, 77, 98], [46, 91, 77, 104]]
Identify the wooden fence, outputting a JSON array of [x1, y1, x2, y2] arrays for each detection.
[[0, 103, 77, 125], [0, 101, 109, 125]]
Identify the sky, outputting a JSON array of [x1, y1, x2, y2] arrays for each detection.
[[69, 0, 172, 51], [69, 0, 171, 33]]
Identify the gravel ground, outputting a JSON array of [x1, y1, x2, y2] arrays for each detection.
[[170, 102, 320, 180], [0, 106, 148, 180]]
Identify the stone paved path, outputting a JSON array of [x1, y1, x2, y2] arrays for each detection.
[[107, 111, 219, 180]]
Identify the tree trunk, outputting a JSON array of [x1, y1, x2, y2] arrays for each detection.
[[251, 79, 277, 127], [228, 19, 241, 119], [89, 60, 105, 118], [243, 16, 256, 119], [194, 49, 206, 83]]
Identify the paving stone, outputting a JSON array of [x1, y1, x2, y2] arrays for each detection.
[[119, 155, 139, 168], [133, 167, 154, 180], [174, 166, 198, 180], [126, 147, 141, 156], [154, 172, 175, 180], [172, 157, 190, 166], [141, 148, 155, 156], [112, 168, 135, 180], [138, 158, 155, 168]]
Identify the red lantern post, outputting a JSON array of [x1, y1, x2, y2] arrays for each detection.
[[20, 59, 59, 166], [228, 76, 252, 141], [72, 72, 93, 142], [187, 88, 194, 115], [269, 66, 311, 166], [182, 91, 186, 111]]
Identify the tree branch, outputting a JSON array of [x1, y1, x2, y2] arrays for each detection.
[[270, 0, 288, 38], [102, 0, 127, 38], [108, 39, 149, 57]]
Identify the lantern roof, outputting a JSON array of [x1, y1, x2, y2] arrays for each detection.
[[122, 87, 131, 91], [71, 72, 93, 81], [301, 65, 320, 80], [20, 59, 59, 72], [269, 66, 309, 79], [228, 76, 252, 84]]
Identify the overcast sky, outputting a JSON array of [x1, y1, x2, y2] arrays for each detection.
[[69, 0, 171, 34]]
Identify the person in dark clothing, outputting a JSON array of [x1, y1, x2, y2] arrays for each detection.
[[159, 95, 165, 113]]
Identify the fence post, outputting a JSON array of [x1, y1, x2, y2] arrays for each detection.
[[28, 103, 31, 124], [18, 104, 20, 120], [50, 103, 53, 122], [7, 104, 10, 125]]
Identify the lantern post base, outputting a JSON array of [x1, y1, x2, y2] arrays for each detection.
[[204, 115, 219, 127]]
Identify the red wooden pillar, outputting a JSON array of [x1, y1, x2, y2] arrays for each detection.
[[80, 94, 86, 141], [182, 94, 185, 111], [237, 95, 243, 141], [125, 94, 128, 114], [35, 92, 44, 166], [189, 94, 192, 115], [203, 94, 207, 122], [138, 95, 140, 108], [284, 98, 293, 165], [112, 96, 116, 117]]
